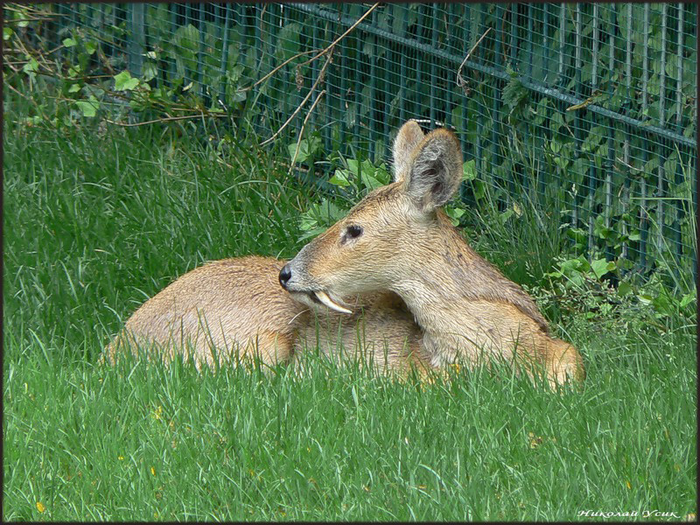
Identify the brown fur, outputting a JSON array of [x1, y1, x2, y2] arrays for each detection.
[[293, 290, 431, 378], [104, 257, 305, 367], [282, 120, 585, 387], [105, 257, 432, 378]]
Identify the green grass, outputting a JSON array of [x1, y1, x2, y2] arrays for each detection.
[[3, 90, 696, 521]]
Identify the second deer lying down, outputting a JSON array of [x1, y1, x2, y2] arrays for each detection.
[[280, 120, 585, 386]]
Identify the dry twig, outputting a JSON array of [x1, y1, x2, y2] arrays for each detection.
[[104, 112, 229, 128], [259, 3, 378, 146], [244, 2, 379, 93], [456, 27, 492, 96], [259, 51, 332, 147], [299, 3, 379, 67]]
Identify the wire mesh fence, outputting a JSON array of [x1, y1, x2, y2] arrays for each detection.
[[35, 3, 698, 276]]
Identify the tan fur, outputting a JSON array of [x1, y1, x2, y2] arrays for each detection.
[[282, 120, 585, 387], [105, 257, 432, 378], [293, 291, 432, 379], [104, 257, 304, 367]]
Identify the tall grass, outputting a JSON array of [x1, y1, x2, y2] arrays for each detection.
[[3, 90, 696, 521]]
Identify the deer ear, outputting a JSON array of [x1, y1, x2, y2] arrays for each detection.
[[392, 120, 425, 184], [403, 129, 463, 212]]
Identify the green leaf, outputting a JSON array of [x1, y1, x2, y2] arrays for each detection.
[[617, 281, 633, 297], [276, 23, 302, 61], [231, 89, 247, 103], [328, 170, 351, 187], [288, 136, 321, 164], [85, 40, 97, 55], [462, 159, 477, 181], [75, 99, 99, 118], [299, 216, 318, 234], [22, 57, 39, 74], [553, 156, 569, 170], [141, 62, 158, 82], [367, 161, 390, 185], [360, 171, 383, 191], [3, 27, 13, 41], [66, 64, 82, 78], [550, 138, 561, 154], [68, 83, 82, 94], [498, 208, 514, 225], [299, 199, 347, 239], [444, 206, 466, 226], [502, 76, 528, 110], [679, 294, 694, 309], [590, 258, 615, 279], [114, 71, 139, 91], [471, 179, 486, 201], [62, 37, 77, 48]]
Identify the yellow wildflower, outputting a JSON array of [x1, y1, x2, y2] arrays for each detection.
[[36, 502, 46, 513]]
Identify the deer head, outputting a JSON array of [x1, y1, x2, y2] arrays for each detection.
[[279, 121, 463, 314]]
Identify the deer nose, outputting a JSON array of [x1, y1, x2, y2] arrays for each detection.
[[279, 264, 292, 289]]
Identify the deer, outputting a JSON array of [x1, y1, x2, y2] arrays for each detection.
[[279, 120, 585, 386], [105, 120, 583, 387]]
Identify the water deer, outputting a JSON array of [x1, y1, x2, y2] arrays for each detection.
[[279, 120, 585, 386]]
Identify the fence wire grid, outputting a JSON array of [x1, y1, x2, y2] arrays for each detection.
[[40, 3, 697, 276]]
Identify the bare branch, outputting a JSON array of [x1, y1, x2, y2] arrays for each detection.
[[244, 3, 378, 92], [104, 112, 228, 128], [299, 3, 379, 67], [259, 51, 332, 147], [456, 28, 492, 96]]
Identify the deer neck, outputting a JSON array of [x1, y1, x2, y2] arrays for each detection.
[[391, 212, 549, 344]]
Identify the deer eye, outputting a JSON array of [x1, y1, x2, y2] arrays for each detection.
[[341, 224, 363, 244]]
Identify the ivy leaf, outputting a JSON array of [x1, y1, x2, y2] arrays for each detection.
[[75, 98, 99, 117], [62, 37, 77, 48], [591, 258, 615, 279], [114, 71, 139, 91], [462, 159, 477, 181]]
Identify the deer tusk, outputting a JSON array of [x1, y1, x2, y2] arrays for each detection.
[[314, 291, 353, 314]]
